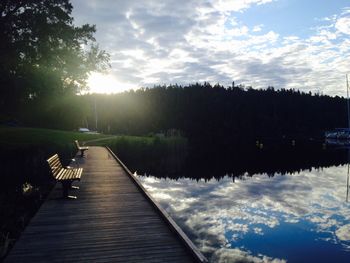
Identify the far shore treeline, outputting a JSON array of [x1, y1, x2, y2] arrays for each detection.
[[10, 83, 347, 145]]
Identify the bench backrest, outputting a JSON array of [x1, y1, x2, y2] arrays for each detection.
[[47, 154, 64, 177], [74, 140, 81, 149]]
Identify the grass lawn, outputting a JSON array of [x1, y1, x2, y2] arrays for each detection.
[[0, 126, 107, 149]]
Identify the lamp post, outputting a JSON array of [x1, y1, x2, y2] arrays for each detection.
[[94, 97, 98, 131]]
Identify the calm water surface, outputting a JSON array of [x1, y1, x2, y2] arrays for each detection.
[[138, 165, 350, 262]]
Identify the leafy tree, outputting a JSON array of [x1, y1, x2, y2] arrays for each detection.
[[0, 0, 110, 117]]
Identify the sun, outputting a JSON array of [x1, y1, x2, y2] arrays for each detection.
[[87, 72, 135, 94]]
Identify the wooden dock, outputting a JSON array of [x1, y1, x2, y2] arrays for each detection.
[[5, 146, 206, 262]]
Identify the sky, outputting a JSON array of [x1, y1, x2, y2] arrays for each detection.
[[71, 0, 350, 96]]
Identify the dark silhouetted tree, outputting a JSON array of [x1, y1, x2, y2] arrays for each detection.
[[0, 0, 110, 118]]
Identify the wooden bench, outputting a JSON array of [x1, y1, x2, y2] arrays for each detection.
[[47, 154, 83, 199], [74, 140, 89, 157]]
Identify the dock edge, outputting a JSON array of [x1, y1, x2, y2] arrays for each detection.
[[106, 147, 208, 263]]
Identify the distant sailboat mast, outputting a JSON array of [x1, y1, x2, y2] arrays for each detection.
[[347, 74, 350, 130], [347, 168, 349, 202], [347, 74, 350, 202]]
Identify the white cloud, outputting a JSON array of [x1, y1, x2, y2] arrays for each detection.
[[211, 248, 286, 263], [335, 17, 350, 35], [336, 224, 350, 241], [253, 24, 264, 32], [214, 0, 275, 13]]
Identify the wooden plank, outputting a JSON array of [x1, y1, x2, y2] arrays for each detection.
[[5, 146, 205, 263]]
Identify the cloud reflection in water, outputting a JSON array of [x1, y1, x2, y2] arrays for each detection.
[[138, 165, 350, 262]]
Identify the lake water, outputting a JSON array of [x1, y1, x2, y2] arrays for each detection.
[[137, 153, 350, 262]]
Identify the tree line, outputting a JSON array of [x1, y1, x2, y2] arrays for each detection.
[[15, 83, 347, 144]]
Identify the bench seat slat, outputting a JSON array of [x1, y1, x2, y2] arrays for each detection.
[[70, 168, 82, 180], [66, 170, 75, 180], [61, 170, 69, 180], [56, 169, 66, 180], [78, 146, 89, 150], [76, 168, 83, 179], [50, 159, 62, 168], [62, 169, 69, 180], [57, 169, 80, 181], [47, 154, 59, 163]]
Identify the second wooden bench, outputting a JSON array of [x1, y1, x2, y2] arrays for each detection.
[[74, 140, 89, 157]]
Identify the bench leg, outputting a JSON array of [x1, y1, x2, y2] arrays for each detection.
[[80, 149, 86, 157], [61, 181, 77, 199], [67, 180, 79, 189]]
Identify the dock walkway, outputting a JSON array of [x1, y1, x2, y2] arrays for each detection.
[[6, 146, 202, 262]]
